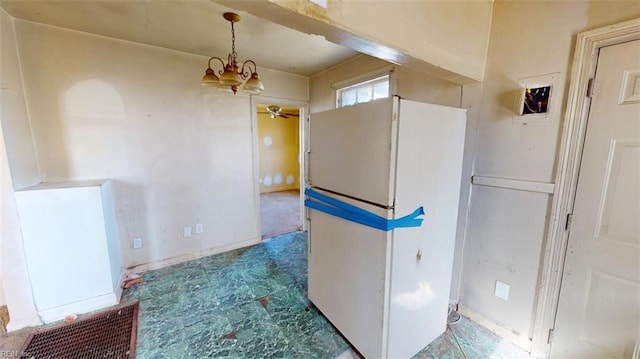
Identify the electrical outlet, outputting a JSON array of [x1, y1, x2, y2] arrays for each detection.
[[195, 223, 204, 234], [494, 280, 510, 301], [184, 227, 192, 238], [133, 237, 143, 249]]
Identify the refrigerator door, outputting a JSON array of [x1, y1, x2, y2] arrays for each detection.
[[386, 100, 466, 358], [308, 189, 393, 359], [309, 98, 396, 207]]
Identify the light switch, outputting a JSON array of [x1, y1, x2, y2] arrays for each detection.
[[494, 280, 510, 301]]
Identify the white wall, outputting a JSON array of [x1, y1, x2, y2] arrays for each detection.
[[0, 9, 41, 328], [0, 10, 39, 189], [459, 0, 640, 344], [309, 54, 479, 304], [320, 0, 493, 81], [11, 19, 307, 272], [0, 121, 41, 329]]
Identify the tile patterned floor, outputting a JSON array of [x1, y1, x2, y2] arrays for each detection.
[[123, 231, 532, 359]]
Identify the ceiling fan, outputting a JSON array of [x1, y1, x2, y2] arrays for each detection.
[[264, 105, 297, 119]]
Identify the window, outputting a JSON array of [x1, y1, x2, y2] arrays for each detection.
[[336, 74, 390, 108]]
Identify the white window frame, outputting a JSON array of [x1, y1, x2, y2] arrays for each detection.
[[332, 66, 395, 109], [335, 74, 390, 108]]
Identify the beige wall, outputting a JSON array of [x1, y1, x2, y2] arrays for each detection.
[[0, 121, 41, 329], [10, 19, 307, 273], [0, 11, 39, 189], [459, 0, 640, 343], [320, 0, 492, 81], [0, 10, 41, 329], [310, 55, 461, 112]]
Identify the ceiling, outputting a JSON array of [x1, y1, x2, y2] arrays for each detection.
[[0, 0, 359, 76]]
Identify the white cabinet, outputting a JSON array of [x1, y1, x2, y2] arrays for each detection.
[[308, 98, 466, 358], [14, 180, 123, 323]]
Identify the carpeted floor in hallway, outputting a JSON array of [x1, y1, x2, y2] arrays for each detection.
[[260, 189, 301, 239]]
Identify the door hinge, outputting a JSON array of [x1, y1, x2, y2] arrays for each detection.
[[586, 78, 594, 98], [565, 213, 573, 231], [548, 328, 555, 344]]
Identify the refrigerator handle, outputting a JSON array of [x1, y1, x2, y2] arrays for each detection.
[[304, 112, 311, 254], [304, 113, 311, 187], [304, 151, 310, 187]]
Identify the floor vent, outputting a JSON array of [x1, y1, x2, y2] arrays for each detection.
[[20, 302, 138, 359]]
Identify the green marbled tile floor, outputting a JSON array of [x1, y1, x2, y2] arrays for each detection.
[[122, 231, 531, 359]]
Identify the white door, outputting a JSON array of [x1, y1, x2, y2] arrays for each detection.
[[551, 40, 640, 358], [308, 98, 396, 207]]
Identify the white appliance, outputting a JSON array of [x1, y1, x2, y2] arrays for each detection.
[[14, 180, 124, 323], [307, 97, 466, 358]]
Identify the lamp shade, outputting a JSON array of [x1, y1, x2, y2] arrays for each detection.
[[242, 73, 264, 95], [216, 86, 235, 93], [219, 69, 243, 86], [201, 68, 220, 87]]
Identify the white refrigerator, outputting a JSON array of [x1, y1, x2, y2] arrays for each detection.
[[307, 97, 466, 358]]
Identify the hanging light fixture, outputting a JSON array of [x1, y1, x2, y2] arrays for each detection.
[[201, 12, 265, 95]]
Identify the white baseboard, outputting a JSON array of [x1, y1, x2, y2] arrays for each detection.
[[6, 315, 42, 332], [38, 292, 119, 324], [458, 304, 532, 353], [126, 237, 261, 273]]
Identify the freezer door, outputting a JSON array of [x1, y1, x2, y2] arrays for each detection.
[[307, 189, 392, 358], [309, 98, 396, 207]]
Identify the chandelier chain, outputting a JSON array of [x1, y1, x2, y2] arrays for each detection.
[[231, 21, 237, 58]]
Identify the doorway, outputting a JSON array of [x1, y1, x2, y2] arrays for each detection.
[[550, 39, 640, 358], [530, 19, 640, 358], [256, 103, 303, 239]]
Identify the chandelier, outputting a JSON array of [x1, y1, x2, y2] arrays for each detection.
[[201, 12, 265, 95]]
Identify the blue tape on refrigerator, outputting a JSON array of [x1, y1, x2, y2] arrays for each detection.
[[304, 188, 424, 231]]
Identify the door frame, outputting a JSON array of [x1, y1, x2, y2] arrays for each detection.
[[531, 18, 640, 357], [250, 95, 309, 239]]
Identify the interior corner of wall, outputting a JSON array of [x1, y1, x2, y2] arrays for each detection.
[[0, 280, 6, 307], [476, 0, 495, 85]]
